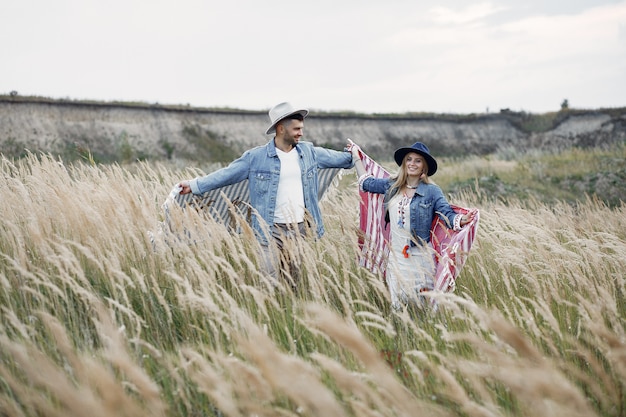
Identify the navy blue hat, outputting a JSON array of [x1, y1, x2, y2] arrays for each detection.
[[393, 142, 438, 176]]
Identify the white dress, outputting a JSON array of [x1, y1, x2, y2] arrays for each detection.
[[386, 192, 435, 310]]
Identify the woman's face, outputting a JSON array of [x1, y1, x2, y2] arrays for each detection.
[[404, 152, 427, 177]]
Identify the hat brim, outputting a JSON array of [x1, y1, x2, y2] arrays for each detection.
[[393, 148, 438, 176], [265, 109, 309, 135]]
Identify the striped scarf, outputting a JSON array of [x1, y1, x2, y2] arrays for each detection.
[[356, 151, 479, 292]]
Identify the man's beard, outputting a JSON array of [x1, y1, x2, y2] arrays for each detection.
[[285, 135, 298, 148]]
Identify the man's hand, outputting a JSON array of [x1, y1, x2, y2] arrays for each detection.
[[178, 181, 192, 195], [346, 138, 361, 160]]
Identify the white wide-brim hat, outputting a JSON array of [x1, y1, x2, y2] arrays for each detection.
[[265, 102, 309, 135]]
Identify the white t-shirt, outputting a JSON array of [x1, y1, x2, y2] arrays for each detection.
[[274, 147, 305, 224]]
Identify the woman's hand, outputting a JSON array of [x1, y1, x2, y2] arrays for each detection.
[[460, 209, 477, 226]]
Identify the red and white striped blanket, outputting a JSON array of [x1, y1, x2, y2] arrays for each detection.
[[356, 151, 479, 292]]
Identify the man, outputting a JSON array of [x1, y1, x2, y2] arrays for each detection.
[[178, 102, 354, 289]]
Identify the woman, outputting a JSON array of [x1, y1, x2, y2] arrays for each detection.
[[348, 139, 476, 310]]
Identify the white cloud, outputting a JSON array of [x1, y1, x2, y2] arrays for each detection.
[[429, 2, 506, 25]]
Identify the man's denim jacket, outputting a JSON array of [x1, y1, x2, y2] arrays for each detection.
[[360, 177, 458, 245], [190, 139, 353, 245]]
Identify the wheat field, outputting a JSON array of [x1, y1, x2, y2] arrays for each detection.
[[0, 151, 624, 417]]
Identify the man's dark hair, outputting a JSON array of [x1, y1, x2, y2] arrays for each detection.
[[277, 114, 304, 131], [285, 114, 304, 122]]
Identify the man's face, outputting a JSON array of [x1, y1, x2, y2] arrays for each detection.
[[279, 119, 304, 147]]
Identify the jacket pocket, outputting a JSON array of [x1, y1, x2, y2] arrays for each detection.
[[304, 167, 316, 187], [418, 200, 433, 223], [252, 171, 271, 195]]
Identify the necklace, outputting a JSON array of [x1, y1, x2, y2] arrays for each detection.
[[397, 193, 411, 229], [406, 183, 418, 189]]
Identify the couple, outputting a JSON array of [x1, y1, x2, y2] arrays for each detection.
[[177, 102, 476, 308]]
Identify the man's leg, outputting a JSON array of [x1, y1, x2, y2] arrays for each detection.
[[260, 241, 280, 287], [269, 223, 309, 292], [259, 224, 296, 290]]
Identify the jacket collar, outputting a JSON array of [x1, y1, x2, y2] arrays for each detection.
[[267, 138, 300, 157], [415, 181, 428, 196]]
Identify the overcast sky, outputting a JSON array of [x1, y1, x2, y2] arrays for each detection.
[[2, 0, 625, 114]]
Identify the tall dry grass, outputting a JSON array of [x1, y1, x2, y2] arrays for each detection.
[[0, 151, 624, 417]]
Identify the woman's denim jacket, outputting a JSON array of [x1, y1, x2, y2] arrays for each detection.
[[190, 139, 353, 245], [361, 177, 458, 245]]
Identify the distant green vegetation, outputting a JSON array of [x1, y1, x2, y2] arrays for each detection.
[[0, 93, 263, 115], [341, 143, 626, 209], [177, 124, 239, 162], [425, 143, 626, 208]]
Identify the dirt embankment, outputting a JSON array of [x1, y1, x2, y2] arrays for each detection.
[[1, 96, 625, 163]]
